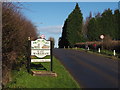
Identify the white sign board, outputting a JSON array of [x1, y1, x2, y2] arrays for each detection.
[[31, 59, 51, 62], [31, 39, 51, 62], [31, 49, 50, 58]]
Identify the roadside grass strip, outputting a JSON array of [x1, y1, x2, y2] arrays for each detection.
[[71, 48, 120, 60], [6, 57, 80, 88]]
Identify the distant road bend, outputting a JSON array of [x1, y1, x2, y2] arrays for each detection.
[[53, 48, 119, 88]]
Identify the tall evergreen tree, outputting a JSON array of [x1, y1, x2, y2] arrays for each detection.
[[101, 9, 115, 39], [86, 8, 120, 41], [66, 3, 83, 47], [58, 3, 83, 48], [87, 18, 100, 41], [60, 19, 69, 48], [58, 37, 62, 48], [113, 9, 120, 40]]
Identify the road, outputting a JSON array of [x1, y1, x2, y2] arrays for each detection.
[[53, 48, 119, 88]]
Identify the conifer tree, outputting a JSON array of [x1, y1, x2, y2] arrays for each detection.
[[101, 9, 115, 39], [114, 9, 120, 40], [59, 3, 83, 48], [87, 18, 99, 41], [67, 3, 83, 47], [60, 19, 69, 48]]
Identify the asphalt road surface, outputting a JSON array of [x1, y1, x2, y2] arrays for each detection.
[[53, 48, 119, 88]]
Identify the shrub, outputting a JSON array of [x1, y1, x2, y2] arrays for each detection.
[[103, 35, 113, 50], [2, 2, 37, 86]]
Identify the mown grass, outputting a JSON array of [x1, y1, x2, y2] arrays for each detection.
[[5, 57, 80, 88]]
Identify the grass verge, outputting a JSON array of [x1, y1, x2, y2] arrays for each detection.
[[71, 48, 120, 60], [5, 57, 80, 88]]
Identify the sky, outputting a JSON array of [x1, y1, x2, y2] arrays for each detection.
[[20, 2, 119, 48]]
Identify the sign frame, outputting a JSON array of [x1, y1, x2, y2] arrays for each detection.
[[27, 37, 53, 73], [31, 38, 51, 61]]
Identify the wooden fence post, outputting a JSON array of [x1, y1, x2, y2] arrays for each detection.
[[88, 47, 89, 50], [98, 48, 100, 53], [113, 50, 116, 56]]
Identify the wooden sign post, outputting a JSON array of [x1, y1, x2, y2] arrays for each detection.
[[27, 37, 57, 76], [100, 35, 104, 49], [27, 37, 31, 73], [50, 41, 53, 71]]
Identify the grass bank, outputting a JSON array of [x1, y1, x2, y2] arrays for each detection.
[[70, 48, 120, 60], [5, 57, 80, 88]]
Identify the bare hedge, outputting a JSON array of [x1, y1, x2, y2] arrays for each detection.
[[2, 2, 37, 86]]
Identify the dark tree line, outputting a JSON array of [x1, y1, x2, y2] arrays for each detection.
[[87, 9, 120, 41], [2, 2, 37, 86], [59, 3, 120, 48]]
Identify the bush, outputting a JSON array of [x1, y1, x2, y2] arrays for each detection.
[[2, 2, 37, 86], [103, 35, 113, 50]]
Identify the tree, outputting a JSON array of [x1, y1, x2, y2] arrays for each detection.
[[2, 2, 37, 85], [58, 37, 62, 48], [113, 9, 120, 40], [67, 3, 83, 47], [101, 8, 115, 39], [87, 8, 119, 41], [59, 3, 83, 48], [58, 19, 69, 48], [82, 12, 92, 41], [87, 17, 101, 41]]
